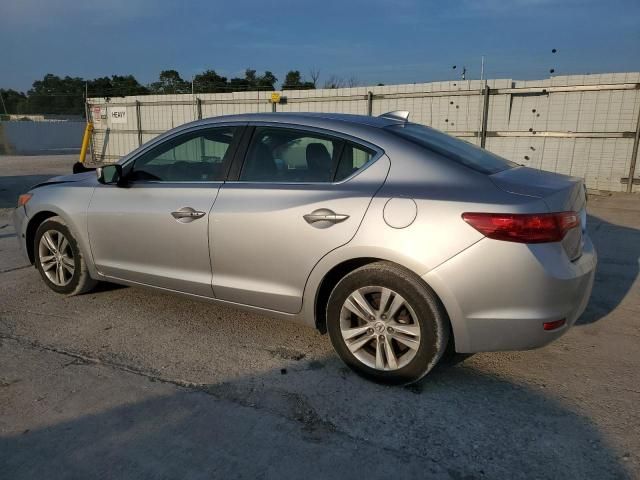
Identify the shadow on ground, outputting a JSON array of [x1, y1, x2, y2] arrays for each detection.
[[0, 351, 630, 479], [578, 214, 640, 325], [89, 281, 128, 294]]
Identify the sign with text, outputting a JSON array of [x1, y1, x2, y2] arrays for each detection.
[[109, 107, 128, 124], [92, 106, 102, 125]]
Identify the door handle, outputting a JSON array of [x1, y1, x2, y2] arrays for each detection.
[[171, 207, 206, 223], [303, 209, 349, 228]]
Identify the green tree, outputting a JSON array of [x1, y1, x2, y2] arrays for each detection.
[[149, 70, 191, 94], [87, 75, 148, 98], [87, 77, 113, 97], [0, 89, 28, 114], [193, 70, 228, 93], [282, 70, 315, 90], [110, 75, 149, 96], [229, 69, 277, 91], [27, 74, 85, 115], [256, 71, 277, 90]]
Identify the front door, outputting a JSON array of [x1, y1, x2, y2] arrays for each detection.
[[88, 125, 242, 296], [210, 125, 389, 313]]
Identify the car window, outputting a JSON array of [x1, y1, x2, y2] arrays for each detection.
[[240, 127, 343, 183], [334, 143, 375, 182], [131, 127, 237, 182], [386, 123, 516, 174]]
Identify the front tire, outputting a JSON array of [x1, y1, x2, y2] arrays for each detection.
[[34, 216, 97, 295], [327, 262, 449, 385]]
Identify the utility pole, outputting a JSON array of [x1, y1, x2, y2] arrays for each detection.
[[477, 55, 486, 144], [0, 90, 8, 115], [83, 81, 89, 120]]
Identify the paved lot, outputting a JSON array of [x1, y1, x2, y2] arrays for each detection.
[[1, 155, 639, 479]]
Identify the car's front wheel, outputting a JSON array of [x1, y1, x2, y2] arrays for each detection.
[[34, 216, 97, 295], [327, 262, 449, 385]]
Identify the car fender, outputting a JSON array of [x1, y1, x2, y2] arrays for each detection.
[[301, 243, 431, 329], [24, 188, 99, 279]]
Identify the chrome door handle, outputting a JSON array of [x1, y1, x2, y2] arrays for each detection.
[[303, 209, 349, 229], [304, 213, 349, 223], [171, 207, 206, 223]]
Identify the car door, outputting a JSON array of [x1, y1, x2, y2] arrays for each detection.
[[210, 124, 390, 313], [88, 125, 244, 297]]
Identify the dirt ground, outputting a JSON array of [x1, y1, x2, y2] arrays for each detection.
[[1, 155, 638, 479]]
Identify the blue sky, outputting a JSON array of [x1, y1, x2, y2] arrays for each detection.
[[2, 0, 639, 91]]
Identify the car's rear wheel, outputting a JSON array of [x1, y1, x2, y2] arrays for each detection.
[[327, 262, 449, 385], [34, 217, 97, 295]]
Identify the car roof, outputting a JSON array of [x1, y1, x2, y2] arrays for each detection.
[[118, 112, 409, 165], [192, 112, 405, 129]]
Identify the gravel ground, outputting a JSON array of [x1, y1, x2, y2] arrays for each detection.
[[0, 155, 638, 479]]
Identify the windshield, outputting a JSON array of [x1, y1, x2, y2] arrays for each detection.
[[386, 123, 517, 174]]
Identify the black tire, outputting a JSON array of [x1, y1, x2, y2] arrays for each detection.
[[34, 216, 98, 295], [327, 261, 449, 385]]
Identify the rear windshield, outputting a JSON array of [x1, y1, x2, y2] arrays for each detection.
[[386, 123, 516, 174]]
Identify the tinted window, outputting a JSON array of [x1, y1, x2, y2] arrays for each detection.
[[131, 127, 237, 182], [240, 127, 377, 183], [335, 143, 374, 181], [386, 123, 516, 174], [240, 127, 343, 182]]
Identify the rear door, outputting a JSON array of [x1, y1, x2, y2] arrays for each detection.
[[88, 125, 244, 296], [210, 125, 389, 313]]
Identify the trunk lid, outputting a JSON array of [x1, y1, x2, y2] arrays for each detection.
[[490, 166, 587, 260]]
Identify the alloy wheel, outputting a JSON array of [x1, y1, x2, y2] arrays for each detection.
[[38, 230, 75, 287], [339, 286, 421, 371]]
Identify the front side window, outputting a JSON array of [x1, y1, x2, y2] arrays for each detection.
[[131, 127, 237, 182]]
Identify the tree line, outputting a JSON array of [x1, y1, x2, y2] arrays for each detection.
[[0, 68, 363, 116]]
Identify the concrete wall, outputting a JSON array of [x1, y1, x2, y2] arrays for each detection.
[[0, 121, 85, 155], [88, 72, 640, 192]]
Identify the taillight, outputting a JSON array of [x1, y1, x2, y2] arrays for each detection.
[[462, 211, 579, 243], [543, 319, 566, 331]]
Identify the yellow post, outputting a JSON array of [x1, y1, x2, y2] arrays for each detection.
[[79, 122, 93, 164]]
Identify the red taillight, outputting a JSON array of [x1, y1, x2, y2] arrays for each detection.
[[462, 211, 579, 243], [543, 319, 566, 331]]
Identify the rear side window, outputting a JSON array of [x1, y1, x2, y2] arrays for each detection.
[[386, 123, 516, 174], [240, 127, 342, 182], [334, 143, 374, 182], [239, 127, 376, 183]]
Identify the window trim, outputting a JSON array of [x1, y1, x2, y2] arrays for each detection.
[[121, 123, 248, 185], [226, 122, 383, 185]]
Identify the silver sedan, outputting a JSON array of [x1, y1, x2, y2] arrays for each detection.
[[13, 112, 596, 384]]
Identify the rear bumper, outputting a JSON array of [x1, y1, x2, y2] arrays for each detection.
[[423, 235, 597, 353], [12, 206, 30, 262]]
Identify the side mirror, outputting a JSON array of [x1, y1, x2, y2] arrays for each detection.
[[97, 164, 124, 185]]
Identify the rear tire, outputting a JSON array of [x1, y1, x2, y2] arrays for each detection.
[[326, 261, 449, 385], [34, 216, 97, 295]]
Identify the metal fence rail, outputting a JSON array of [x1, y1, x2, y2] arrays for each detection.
[[88, 72, 640, 193]]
